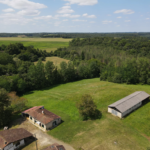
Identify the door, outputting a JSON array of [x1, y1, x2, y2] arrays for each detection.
[[112, 109, 118, 116]]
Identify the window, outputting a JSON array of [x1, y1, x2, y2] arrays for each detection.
[[42, 124, 45, 128], [112, 109, 118, 116], [16, 141, 20, 147], [30, 117, 32, 120]]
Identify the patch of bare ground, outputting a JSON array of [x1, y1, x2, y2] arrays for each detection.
[[141, 134, 150, 141], [11, 117, 75, 150]]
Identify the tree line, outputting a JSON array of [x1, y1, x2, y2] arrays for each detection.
[[0, 58, 100, 94], [53, 37, 150, 85], [1, 33, 150, 38]]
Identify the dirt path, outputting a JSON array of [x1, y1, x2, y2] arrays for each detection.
[[12, 118, 75, 150]]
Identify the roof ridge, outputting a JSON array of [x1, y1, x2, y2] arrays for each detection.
[[115, 91, 143, 107]]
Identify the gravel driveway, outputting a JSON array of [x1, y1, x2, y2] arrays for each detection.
[[12, 118, 75, 150]]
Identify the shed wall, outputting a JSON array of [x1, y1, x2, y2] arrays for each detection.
[[122, 102, 142, 117]]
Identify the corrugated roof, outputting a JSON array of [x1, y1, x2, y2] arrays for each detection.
[[108, 91, 150, 113], [0, 128, 33, 149], [22, 106, 61, 125]]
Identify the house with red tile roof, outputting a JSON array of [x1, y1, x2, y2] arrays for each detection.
[[22, 106, 61, 131], [43, 143, 66, 150], [0, 128, 33, 150]]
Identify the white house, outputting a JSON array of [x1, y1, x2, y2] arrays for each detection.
[[108, 91, 150, 118], [22, 106, 61, 131], [0, 128, 33, 150]]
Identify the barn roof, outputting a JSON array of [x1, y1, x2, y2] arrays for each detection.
[[22, 106, 61, 125], [108, 91, 150, 113], [43, 143, 66, 150], [0, 128, 33, 149]]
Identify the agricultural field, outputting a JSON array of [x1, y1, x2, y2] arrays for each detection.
[[0, 37, 72, 52], [23, 78, 150, 150], [34, 57, 70, 67]]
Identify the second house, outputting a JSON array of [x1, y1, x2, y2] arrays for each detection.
[[22, 106, 61, 131]]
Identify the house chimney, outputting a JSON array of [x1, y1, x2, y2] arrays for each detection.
[[4, 126, 8, 130], [42, 111, 44, 114]]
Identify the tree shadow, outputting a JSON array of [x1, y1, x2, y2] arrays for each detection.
[[91, 109, 102, 120], [83, 109, 102, 121], [9, 116, 26, 128]]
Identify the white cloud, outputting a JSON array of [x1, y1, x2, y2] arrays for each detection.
[[64, 0, 98, 6], [146, 18, 150, 20], [73, 19, 87, 22], [56, 14, 80, 18], [125, 20, 131, 22], [114, 9, 134, 14], [117, 16, 122, 19], [34, 15, 52, 20], [102, 20, 112, 24], [17, 10, 40, 16], [88, 15, 96, 18], [2, 8, 15, 12], [0, 0, 47, 10], [83, 13, 88, 17], [83, 13, 96, 18], [0, 13, 32, 25], [70, 15, 80, 18], [57, 6, 74, 14]]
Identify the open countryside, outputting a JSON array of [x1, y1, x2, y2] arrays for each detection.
[[22, 78, 150, 150], [0, 37, 71, 52], [0, 0, 150, 149]]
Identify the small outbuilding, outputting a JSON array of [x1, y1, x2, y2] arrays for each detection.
[[108, 91, 150, 118], [43, 143, 66, 150], [22, 106, 61, 131], [0, 128, 33, 150]]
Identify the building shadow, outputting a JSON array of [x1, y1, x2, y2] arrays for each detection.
[[123, 98, 150, 119], [18, 136, 38, 150], [48, 120, 64, 131]]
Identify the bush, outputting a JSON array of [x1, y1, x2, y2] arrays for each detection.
[[77, 94, 102, 120]]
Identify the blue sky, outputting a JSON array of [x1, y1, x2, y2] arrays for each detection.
[[0, 0, 150, 33]]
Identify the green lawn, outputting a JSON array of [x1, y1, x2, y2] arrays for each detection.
[[0, 37, 71, 52], [23, 79, 150, 150]]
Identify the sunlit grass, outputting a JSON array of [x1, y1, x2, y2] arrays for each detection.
[[23, 78, 150, 150], [0, 37, 71, 52]]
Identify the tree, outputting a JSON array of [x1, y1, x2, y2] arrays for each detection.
[[0, 88, 12, 127], [27, 59, 46, 89], [9, 92, 28, 112], [45, 61, 55, 86], [77, 94, 101, 120]]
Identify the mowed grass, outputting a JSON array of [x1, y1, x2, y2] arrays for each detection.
[[34, 57, 70, 68], [0, 37, 71, 52], [23, 78, 150, 150]]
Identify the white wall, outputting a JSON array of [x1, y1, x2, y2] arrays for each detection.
[[108, 102, 142, 118], [3, 139, 25, 150], [46, 118, 61, 130], [4, 143, 13, 150]]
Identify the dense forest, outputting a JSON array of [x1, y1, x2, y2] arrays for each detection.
[[0, 42, 100, 93], [1, 32, 150, 38], [1, 36, 150, 95], [54, 37, 150, 85]]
